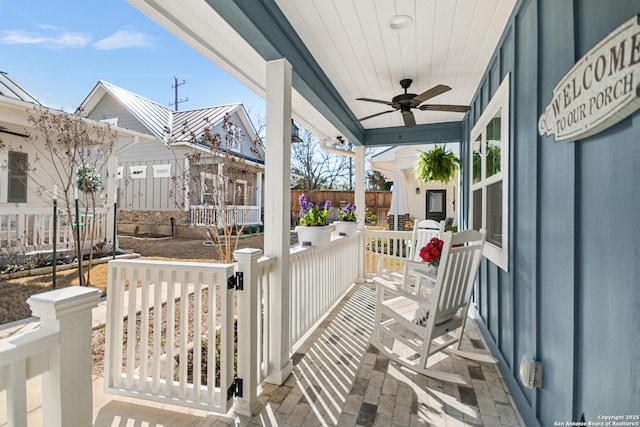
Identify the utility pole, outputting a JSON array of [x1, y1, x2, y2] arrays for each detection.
[[169, 76, 188, 111]]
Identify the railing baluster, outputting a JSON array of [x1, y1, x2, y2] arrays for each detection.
[[6, 359, 27, 427], [151, 268, 162, 393], [193, 275, 202, 400]]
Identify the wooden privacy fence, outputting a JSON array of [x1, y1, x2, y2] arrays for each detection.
[[290, 190, 391, 225]]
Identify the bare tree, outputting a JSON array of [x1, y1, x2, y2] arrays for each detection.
[[0, 106, 118, 286], [168, 114, 263, 263], [291, 128, 350, 190]]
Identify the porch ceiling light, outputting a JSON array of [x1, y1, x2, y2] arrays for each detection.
[[388, 15, 413, 30]]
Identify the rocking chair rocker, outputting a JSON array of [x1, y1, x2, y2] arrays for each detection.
[[371, 228, 496, 384]]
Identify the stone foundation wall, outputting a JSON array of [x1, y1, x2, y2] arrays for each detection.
[[117, 209, 194, 237]]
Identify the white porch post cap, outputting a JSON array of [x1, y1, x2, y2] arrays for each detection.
[[27, 287, 102, 323], [233, 248, 263, 260]]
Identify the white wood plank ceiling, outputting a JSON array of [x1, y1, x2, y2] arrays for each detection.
[[276, 0, 515, 129], [128, 0, 515, 141]]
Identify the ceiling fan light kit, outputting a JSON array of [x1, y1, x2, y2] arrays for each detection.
[[356, 79, 471, 127]]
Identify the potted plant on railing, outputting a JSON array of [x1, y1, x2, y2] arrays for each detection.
[[295, 194, 333, 246], [333, 202, 358, 236]]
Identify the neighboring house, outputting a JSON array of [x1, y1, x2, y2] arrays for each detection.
[[0, 70, 152, 255], [370, 144, 459, 227], [78, 81, 265, 237]]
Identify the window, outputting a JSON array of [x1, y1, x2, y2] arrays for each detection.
[[8, 151, 28, 203], [129, 165, 147, 179], [152, 164, 171, 178], [469, 74, 509, 271]]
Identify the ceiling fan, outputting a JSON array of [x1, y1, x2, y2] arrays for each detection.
[[356, 79, 470, 128]]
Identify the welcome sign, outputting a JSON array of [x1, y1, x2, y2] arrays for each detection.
[[538, 15, 640, 141]]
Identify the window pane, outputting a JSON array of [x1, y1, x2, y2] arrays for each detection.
[[486, 181, 502, 247], [8, 152, 28, 203], [429, 192, 443, 212], [472, 190, 482, 231], [472, 134, 482, 183], [486, 111, 501, 178]]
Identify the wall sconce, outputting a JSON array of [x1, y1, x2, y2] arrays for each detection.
[[291, 119, 302, 143], [415, 187, 420, 195]]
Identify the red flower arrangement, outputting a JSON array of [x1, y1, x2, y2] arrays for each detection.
[[419, 237, 444, 267]]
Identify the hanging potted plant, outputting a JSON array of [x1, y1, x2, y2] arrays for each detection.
[[333, 202, 358, 236], [295, 194, 333, 246], [414, 145, 460, 184]]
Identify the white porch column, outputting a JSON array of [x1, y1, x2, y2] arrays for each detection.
[[264, 58, 293, 384], [355, 146, 366, 231], [355, 145, 366, 282]]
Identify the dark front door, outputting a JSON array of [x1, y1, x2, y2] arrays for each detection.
[[426, 190, 446, 221]]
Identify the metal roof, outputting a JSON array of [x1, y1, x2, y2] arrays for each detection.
[[98, 81, 244, 143], [91, 81, 263, 163], [98, 81, 173, 139], [0, 71, 43, 105], [171, 103, 241, 142]]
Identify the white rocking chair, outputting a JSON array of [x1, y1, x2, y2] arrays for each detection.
[[371, 228, 497, 385], [377, 219, 445, 289]]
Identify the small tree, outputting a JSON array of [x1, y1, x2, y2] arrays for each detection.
[[0, 106, 117, 286], [169, 114, 263, 263], [366, 169, 389, 190]]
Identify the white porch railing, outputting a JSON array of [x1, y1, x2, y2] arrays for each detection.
[[104, 259, 236, 413], [190, 205, 261, 227], [102, 231, 363, 416], [363, 229, 413, 278], [0, 286, 101, 427], [0, 207, 109, 252], [288, 233, 362, 350]]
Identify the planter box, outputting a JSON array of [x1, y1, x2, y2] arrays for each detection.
[[295, 225, 334, 247], [332, 221, 358, 236]]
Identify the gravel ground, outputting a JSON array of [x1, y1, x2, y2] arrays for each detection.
[[91, 234, 266, 378]]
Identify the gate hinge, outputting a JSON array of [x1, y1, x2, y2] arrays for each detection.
[[227, 378, 243, 400], [227, 272, 244, 290]]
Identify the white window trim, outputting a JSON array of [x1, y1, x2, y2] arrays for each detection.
[[469, 74, 510, 271], [152, 164, 172, 178], [129, 165, 147, 179]]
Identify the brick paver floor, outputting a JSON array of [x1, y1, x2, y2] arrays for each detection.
[[199, 283, 525, 426]]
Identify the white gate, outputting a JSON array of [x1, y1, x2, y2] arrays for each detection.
[[104, 259, 236, 413]]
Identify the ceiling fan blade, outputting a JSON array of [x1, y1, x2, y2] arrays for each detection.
[[402, 110, 416, 127], [419, 104, 471, 113], [413, 84, 452, 104], [356, 97, 395, 106], [358, 110, 396, 121]]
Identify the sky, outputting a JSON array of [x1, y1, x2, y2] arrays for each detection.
[[0, 0, 266, 120]]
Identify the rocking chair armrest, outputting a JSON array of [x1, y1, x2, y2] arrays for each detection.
[[372, 276, 432, 305], [411, 267, 437, 287]]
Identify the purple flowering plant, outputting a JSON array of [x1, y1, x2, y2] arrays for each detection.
[[338, 202, 357, 222], [298, 194, 331, 226]]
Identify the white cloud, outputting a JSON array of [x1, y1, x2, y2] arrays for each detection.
[[0, 29, 91, 49], [94, 30, 154, 50]]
